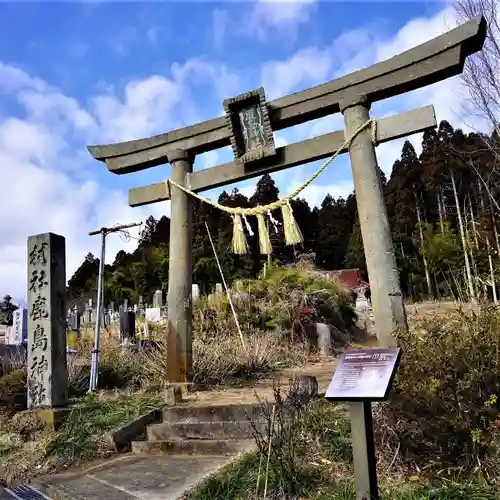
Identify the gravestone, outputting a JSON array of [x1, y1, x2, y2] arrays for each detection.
[[316, 323, 331, 356], [0, 326, 10, 344], [153, 290, 163, 308], [215, 283, 223, 295], [27, 232, 68, 409], [120, 310, 136, 343], [104, 309, 111, 327], [85, 299, 93, 323], [355, 287, 371, 312], [192, 284, 200, 301], [68, 306, 81, 331], [123, 298, 129, 311], [110, 301, 115, 313], [12, 308, 28, 345], [145, 307, 161, 323]]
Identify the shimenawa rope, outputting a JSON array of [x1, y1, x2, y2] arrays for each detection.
[[166, 118, 378, 255]]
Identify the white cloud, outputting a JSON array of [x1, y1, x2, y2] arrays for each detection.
[[89, 76, 186, 143], [246, 0, 316, 40], [261, 47, 333, 99], [0, 63, 180, 302], [0, 53, 246, 302]]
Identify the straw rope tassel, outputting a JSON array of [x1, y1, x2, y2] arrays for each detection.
[[256, 213, 272, 255], [281, 201, 303, 246], [232, 214, 248, 255]]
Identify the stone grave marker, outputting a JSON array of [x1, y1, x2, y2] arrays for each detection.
[[153, 290, 163, 309], [192, 284, 200, 301], [0, 326, 10, 344], [120, 310, 136, 343], [12, 308, 28, 345], [27, 232, 68, 409], [145, 307, 161, 323]]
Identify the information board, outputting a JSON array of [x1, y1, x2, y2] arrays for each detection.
[[325, 348, 401, 401]]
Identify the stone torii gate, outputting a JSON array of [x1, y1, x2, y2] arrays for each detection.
[[88, 16, 485, 385]]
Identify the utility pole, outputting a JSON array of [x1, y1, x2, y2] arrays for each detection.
[[87, 221, 143, 393]]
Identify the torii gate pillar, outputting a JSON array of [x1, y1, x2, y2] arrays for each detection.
[[166, 149, 193, 387], [340, 94, 407, 347]]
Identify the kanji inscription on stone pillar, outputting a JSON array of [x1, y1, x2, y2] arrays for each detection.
[[27, 232, 68, 409]]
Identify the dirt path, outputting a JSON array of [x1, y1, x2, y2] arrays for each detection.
[[183, 357, 338, 407]]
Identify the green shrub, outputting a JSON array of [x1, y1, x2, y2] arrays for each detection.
[[213, 265, 356, 343], [379, 305, 500, 479]]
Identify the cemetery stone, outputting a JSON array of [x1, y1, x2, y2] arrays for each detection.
[[316, 323, 332, 356], [27, 232, 68, 409], [145, 307, 161, 323], [120, 310, 136, 343], [0, 326, 10, 344], [12, 308, 28, 345], [153, 289, 163, 308]]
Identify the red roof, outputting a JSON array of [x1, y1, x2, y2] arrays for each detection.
[[320, 269, 369, 291]]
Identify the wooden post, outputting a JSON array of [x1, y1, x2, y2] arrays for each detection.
[[166, 149, 193, 387], [340, 94, 408, 348]]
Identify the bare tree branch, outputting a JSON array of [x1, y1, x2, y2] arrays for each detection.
[[456, 0, 500, 157]]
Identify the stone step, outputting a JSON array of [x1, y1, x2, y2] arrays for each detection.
[[147, 419, 268, 441], [131, 438, 254, 455], [163, 403, 270, 424]]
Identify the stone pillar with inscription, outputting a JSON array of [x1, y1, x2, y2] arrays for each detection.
[[27, 233, 68, 409]]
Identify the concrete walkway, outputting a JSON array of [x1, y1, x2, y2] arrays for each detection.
[[33, 454, 241, 500]]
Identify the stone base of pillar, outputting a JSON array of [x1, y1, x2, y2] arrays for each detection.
[[22, 407, 71, 432]]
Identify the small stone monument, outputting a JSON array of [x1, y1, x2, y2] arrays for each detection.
[[192, 284, 200, 301], [316, 323, 332, 356], [68, 305, 81, 331], [120, 310, 136, 343], [27, 232, 68, 410], [215, 283, 223, 295], [153, 290, 163, 309], [12, 308, 28, 345], [145, 307, 161, 323]]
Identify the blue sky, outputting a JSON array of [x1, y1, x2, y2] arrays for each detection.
[[0, 0, 484, 301]]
